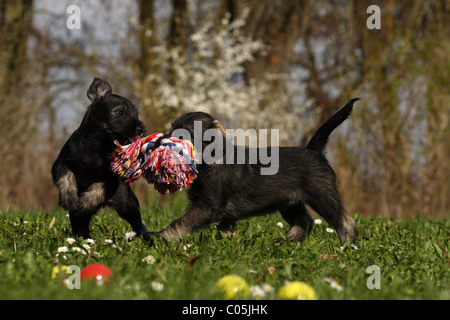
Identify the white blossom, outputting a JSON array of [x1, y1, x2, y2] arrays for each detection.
[[139, 9, 317, 146]]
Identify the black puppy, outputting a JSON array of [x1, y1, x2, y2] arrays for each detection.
[[152, 99, 359, 244], [52, 78, 150, 239]]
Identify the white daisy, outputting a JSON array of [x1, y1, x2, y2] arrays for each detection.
[[276, 222, 284, 228], [85, 238, 95, 244], [314, 219, 323, 225], [261, 283, 274, 294], [330, 281, 343, 291], [73, 247, 86, 254], [151, 281, 164, 292], [250, 285, 265, 299], [82, 244, 91, 253], [323, 277, 343, 291], [326, 228, 334, 233], [66, 238, 76, 244], [57, 246, 69, 253], [104, 239, 113, 244], [125, 231, 137, 240], [142, 255, 155, 264]]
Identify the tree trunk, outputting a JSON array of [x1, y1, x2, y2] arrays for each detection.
[[0, 0, 34, 204]]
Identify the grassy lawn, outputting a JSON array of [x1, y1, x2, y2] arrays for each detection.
[[0, 193, 448, 300]]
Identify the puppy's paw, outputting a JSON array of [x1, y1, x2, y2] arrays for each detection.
[[141, 232, 161, 246], [141, 231, 154, 241]]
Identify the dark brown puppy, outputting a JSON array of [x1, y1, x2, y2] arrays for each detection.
[[52, 78, 150, 239], [152, 99, 359, 244]]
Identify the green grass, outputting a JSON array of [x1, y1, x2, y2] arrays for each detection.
[[0, 193, 448, 300]]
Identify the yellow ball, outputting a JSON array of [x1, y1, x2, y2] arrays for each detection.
[[216, 275, 250, 299], [277, 281, 317, 300]]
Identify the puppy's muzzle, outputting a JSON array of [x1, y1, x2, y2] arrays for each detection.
[[136, 127, 145, 137], [135, 122, 146, 138]]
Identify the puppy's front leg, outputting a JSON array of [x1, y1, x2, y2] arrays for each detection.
[[110, 183, 149, 238], [158, 205, 213, 241], [52, 162, 79, 211]]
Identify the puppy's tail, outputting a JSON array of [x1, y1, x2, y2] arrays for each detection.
[[306, 98, 359, 153]]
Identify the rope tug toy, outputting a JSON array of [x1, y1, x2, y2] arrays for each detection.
[[110, 132, 198, 194]]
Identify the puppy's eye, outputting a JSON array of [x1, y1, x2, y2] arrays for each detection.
[[115, 109, 123, 116]]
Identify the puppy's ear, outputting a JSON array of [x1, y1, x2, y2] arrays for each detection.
[[213, 119, 227, 137], [87, 77, 112, 102]]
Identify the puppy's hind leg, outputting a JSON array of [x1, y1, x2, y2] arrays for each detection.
[[306, 187, 358, 244], [280, 203, 314, 242], [157, 205, 213, 241]]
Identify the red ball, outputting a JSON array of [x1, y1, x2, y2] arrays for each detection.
[[80, 264, 112, 285]]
